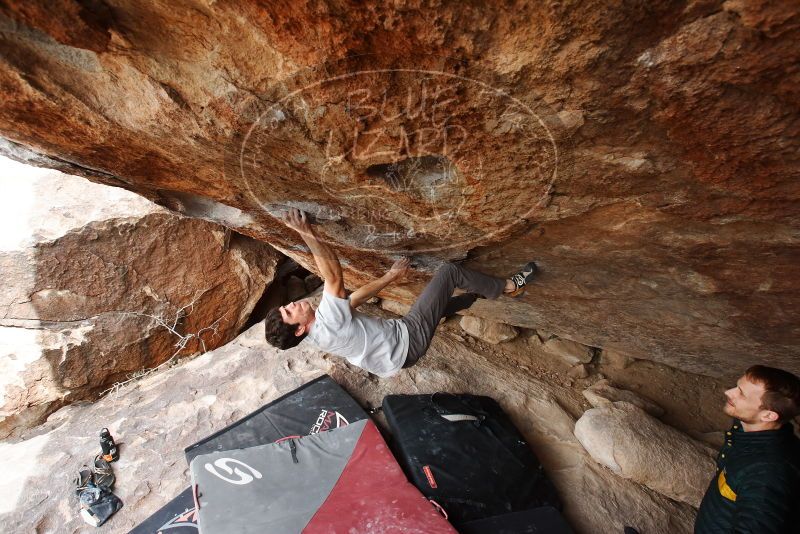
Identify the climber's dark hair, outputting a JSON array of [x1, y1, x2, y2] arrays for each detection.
[[264, 307, 306, 350]]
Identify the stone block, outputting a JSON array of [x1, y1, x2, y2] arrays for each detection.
[[602, 349, 636, 369], [583, 379, 665, 417], [460, 316, 519, 344], [380, 299, 412, 316], [574, 401, 716, 507], [541, 337, 594, 365], [568, 363, 590, 379]]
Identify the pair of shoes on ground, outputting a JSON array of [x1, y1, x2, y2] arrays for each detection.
[[74, 455, 123, 527], [75, 455, 115, 493], [507, 261, 538, 298]]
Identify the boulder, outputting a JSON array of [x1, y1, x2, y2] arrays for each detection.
[[574, 401, 716, 507], [602, 349, 636, 369], [568, 363, 590, 379], [380, 299, 412, 316], [536, 336, 595, 365], [0, 160, 280, 437], [583, 379, 665, 417], [460, 316, 519, 344]]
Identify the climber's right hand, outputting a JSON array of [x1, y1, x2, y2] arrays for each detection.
[[284, 208, 312, 235]]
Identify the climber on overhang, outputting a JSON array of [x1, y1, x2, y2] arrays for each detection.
[[263, 208, 537, 377]]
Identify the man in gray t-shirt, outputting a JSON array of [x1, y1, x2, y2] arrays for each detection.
[[264, 209, 538, 377]]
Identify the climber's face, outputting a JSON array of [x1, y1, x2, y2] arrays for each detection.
[[723, 375, 777, 424], [279, 300, 315, 334]]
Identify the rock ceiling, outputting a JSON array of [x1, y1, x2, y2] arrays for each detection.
[[0, 0, 798, 376]]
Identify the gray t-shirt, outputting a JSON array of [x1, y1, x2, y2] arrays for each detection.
[[307, 290, 409, 377]]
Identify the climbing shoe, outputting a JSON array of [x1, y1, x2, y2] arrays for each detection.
[[508, 261, 538, 297]]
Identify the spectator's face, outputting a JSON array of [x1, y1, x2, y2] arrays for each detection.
[[723, 375, 773, 423], [279, 300, 314, 327]]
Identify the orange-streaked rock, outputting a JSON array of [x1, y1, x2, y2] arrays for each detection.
[[0, 160, 279, 437], [0, 1, 797, 378]]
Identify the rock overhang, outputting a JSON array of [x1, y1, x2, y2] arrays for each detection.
[[0, 0, 797, 377]]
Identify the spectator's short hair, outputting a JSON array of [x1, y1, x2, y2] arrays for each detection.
[[264, 307, 306, 350], [745, 365, 800, 423]]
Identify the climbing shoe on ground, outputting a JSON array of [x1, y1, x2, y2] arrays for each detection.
[[508, 261, 538, 297]]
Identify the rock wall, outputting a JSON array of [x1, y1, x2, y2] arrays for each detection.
[[0, 158, 280, 437], [0, 1, 798, 377]]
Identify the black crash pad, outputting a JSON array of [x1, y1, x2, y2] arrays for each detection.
[[383, 393, 562, 525], [184, 374, 366, 462], [128, 487, 196, 534], [458, 506, 574, 534]]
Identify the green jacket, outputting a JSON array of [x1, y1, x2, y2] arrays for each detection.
[[694, 420, 800, 534]]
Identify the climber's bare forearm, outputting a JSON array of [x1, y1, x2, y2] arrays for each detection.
[[350, 273, 393, 309], [300, 229, 345, 297], [350, 258, 409, 308], [284, 208, 344, 297]]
